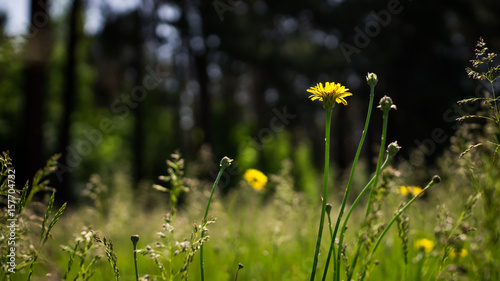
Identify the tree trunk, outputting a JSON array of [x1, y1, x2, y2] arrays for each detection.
[[20, 0, 51, 193], [57, 0, 82, 202], [132, 9, 145, 184]]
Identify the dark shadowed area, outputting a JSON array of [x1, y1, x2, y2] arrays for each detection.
[[1, 0, 499, 202]]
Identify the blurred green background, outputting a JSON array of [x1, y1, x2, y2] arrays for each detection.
[[1, 0, 499, 203]]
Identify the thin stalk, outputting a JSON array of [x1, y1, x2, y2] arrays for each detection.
[[346, 108, 390, 280], [359, 177, 440, 281], [342, 155, 392, 281], [365, 109, 389, 216], [326, 83, 375, 281], [321, 205, 335, 281], [488, 70, 498, 115], [310, 108, 332, 281], [131, 235, 140, 281], [200, 158, 231, 281]]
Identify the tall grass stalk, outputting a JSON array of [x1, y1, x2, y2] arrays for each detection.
[[340, 146, 398, 281], [364, 96, 393, 216], [310, 107, 332, 281], [321, 204, 335, 281], [324, 73, 377, 281], [200, 156, 232, 281], [347, 95, 396, 279], [131, 235, 140, 281]]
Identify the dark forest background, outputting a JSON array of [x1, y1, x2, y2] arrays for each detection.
[[1, 0, 499, 203]]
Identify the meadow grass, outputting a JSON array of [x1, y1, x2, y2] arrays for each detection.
[[1, 37, 499, 280]]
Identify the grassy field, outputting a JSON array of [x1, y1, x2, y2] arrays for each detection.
[[1, 38, 500, 281]]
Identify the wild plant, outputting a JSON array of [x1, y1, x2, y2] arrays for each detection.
[[60, 227, 101, 280], [152, 150, 189, 218], [0, 152, 66, 281], [432, 194, 478, 280], [422, 42, 499, 277], [306, 75, 441, 281], [142, 152, 231, 281], [199, 156, 232, 281], [462, 36, 500, 156], [101, 236, 120, 281], [131, 235, 140, 281], [452, 37, 500, 279], [81, 174, 108, 216]]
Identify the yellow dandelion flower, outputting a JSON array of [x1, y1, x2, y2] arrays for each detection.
[[399, 186, 409, 196], [410, 186, 423, 197], [399, 186, 424, 197], [243, 169, 268, 191], [414, 238, 434, 253], [307, 82, 353, 108], [449, 248, 468, 259]]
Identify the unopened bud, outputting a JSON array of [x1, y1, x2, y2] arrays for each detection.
[[432, 175, 441, 184], [377, 95, 397, 111], [387, 141, 401, 157], [326, 203, 332, 216], [366, 72, 378, 87], [131, 235, 140, 247], [220, 156, 233, 168]]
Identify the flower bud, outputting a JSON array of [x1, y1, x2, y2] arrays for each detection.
[[387, 141, 401, 157], [377, 95, 397, 111], [366, 72, 378, 87], [326, 203, 332, 216], [131, 235, 140, 247], [220, 156, 233, 168], [432, 175, 441, 184]]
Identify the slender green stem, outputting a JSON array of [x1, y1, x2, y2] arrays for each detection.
[[347, 107, 391, 281], [134, 250, 139, 281], [326, 83, 375, 281], [365, 109, 389, 216], [321, 205, 335, 281], [200, 158, 231, 281], [131, 235, 140, 281], [310, 108, 332, 281], [488, 71, 498, 116], [342, 155, 392, 281], [359, 177, 440, 281]]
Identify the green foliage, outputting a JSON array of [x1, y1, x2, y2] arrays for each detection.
[[0, 151, 66, 281], [60, 228, 101, 280], [153, 151, 189, 217]]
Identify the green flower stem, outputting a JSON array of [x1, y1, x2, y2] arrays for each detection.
[[131, 235, 140, 281], [200, 157, 232, 281], [321, 205, 336, 281], [310, 107, 333, 281], [325, 82, 376, 281], [365, 108, 389, 217], [346, 107, 391, 281], [339, 154, 393, 281], [359, 176, 440, 281]]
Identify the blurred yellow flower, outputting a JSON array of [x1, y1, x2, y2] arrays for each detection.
[[243, 169, 268, 191], [450, 248, 468, 259], [399, 186, 424, 197], [414, 238, 434, 253], [307, 82, 352, 108]]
